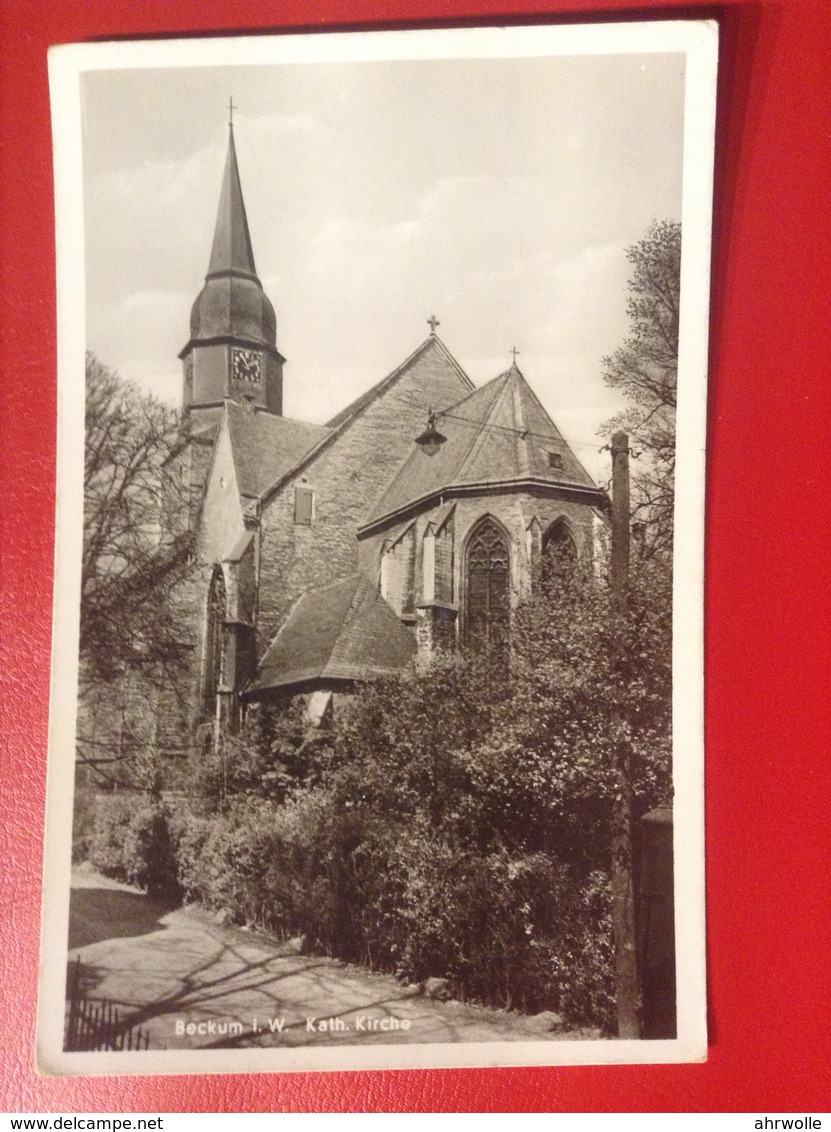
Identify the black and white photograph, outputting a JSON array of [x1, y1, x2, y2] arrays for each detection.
[[40, 21, 716, 1075]]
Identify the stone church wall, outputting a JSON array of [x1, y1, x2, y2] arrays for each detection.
[[153, 418, 251, 752], [363, 489, 599, 642], [196, 422, 247, 566], [254, 345, 471, 650]]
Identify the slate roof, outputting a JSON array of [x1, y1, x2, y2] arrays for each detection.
[[182, 123, 279, 356], [224, 401, 330, 499], [362, 362, 601, 531], [257, 334, 474, 503], [208, 124, 258, 279], [325, 334, 473, 429], [249, 575, 416, 694], [190, 422, 220, 444]]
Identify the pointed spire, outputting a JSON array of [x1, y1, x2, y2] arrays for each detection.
[[181, 118, 282, 417], [208, 124, 258, 279]]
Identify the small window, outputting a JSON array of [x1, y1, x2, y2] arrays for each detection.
[[294, 485, 314, 525], [547, 451, 564, 470]]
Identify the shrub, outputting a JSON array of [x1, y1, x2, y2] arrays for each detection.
[[123, 799, 181, 899], [359, 826, 615, 1026], [88, 795, 135, 882], [187, 700, 329, 811], [71, 781, 98, 864], [177, 782, 614, 1027], [88, 793, 180, 899], [173, 795, 317, 935]]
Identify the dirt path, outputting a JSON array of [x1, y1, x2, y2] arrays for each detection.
[[69, 867, 582, 1050]]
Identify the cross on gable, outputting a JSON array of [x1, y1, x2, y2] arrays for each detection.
[[428, 315, 440, 335], [510, 346, 520, 363], [228, 97, 237, 127]]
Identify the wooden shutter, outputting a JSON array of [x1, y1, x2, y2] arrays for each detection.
[[294, 485, 314, 525]]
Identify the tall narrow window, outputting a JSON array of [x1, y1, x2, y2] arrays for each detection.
[[204, 567, 227, 713], [465, 517, 510, 647], [294, 484, 314, 525], [541, 520, 578, 591]]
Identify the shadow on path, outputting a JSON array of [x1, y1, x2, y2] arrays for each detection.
[[66, 869, 569, 1049], [69, 886, 177, 950]]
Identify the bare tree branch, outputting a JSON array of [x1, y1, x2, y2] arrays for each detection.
[[81, 353, 193, 686]]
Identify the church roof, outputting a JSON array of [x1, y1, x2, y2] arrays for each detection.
[[183, 126, 277, 352], [225, 401, 330, 499], [258, 334, 473, 503], [248, 575, 416, 694], [208, 124, 258, 280], [361, 362, 601, 532], [326, 333, 473, 429]]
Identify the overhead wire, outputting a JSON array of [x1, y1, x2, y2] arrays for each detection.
[[398, 391, 626, 457]]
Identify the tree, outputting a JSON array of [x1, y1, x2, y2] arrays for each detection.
[[602, 220, 681, 556], [78, 353, 192, 783], [191, 552, 671, 1030]]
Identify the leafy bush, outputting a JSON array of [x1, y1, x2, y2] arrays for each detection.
[[189, 700, 331, 810], [174, 795, 316, 934], [82, 558, 668, 1035], [71, 782, 98, 864], [88, 793, 180, 899], [88, 795, 135, 882], [167, 779, 615, 1028], [124, 799, 181, 899]]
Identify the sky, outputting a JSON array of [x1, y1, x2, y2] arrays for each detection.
[[81, 34, 685, 481]]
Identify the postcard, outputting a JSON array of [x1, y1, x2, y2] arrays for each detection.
[[40, 19, 716, 1075]]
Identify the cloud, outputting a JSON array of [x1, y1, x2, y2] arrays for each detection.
[[88, 288, 189, 403], [244, 110, 318, 138]]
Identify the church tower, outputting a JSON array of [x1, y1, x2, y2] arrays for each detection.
[[179, 123, 285, 422]]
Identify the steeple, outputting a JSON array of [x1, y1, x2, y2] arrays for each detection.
[[207, 124, 258, 281], [179, 121, 284, 419]]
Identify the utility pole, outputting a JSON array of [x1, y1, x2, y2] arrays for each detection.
[[610, 430, 640, 1038]]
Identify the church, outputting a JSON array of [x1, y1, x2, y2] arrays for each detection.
[[167, 124, 609, 739]]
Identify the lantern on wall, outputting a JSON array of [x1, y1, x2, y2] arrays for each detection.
[[415, 411, 447, 456]]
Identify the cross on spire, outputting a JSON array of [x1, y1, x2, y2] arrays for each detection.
[[228, 96, 237, 128], [427, 315, 440, 335], [510, 346, 520, 363]]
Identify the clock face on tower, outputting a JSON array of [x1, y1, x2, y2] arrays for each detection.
[[231, 347, 261, 383]]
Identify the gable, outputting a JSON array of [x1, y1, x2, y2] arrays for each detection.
[[197, 417, 246, 563], [253, 336, 475, 648], [258, 335, 474, 504], [325, 334, 473, 430], [361, 364, 603, 534]]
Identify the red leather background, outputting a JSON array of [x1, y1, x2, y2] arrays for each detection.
[[1, 0, 829, 1113]]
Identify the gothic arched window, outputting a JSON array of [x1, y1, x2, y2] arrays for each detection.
[[465, 517, 510, 647], [541, 520, 578, 592], [204, 566, 227, 714]]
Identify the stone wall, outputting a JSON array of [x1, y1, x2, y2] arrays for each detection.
[[363, 489, 600, 646], [255, 340, 472, 650], [196, 420, 246, 565]]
